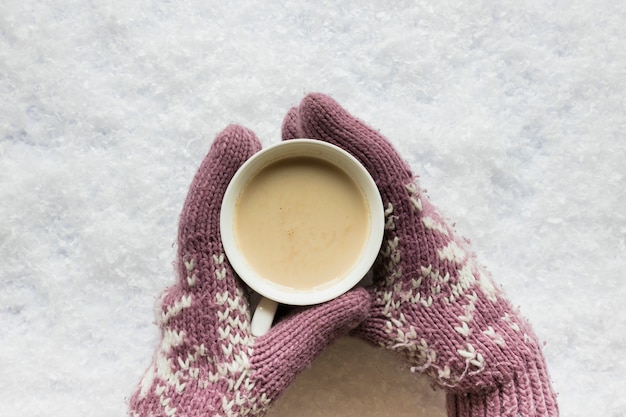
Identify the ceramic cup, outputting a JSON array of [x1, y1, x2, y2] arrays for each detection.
[[220, 139, 384, 336]]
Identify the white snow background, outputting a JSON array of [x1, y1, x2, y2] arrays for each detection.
[[1, 1, 624, 416]]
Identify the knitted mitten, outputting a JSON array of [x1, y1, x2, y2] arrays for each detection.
[[282, 93, 559, 417], [129, 125, 370, 417]]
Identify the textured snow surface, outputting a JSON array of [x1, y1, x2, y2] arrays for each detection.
[[1, 1, 624, 416]]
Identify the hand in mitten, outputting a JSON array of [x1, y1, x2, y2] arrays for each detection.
[[282, 93, 559, 417], [129, 125, 370, 417]]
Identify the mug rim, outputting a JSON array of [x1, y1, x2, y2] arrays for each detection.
[[220, 139, 384, 306]]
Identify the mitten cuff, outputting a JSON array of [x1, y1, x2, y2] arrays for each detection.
[[446, 356, 558, 417]]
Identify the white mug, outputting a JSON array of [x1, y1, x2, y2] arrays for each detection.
[[220, 139, 384, 336]]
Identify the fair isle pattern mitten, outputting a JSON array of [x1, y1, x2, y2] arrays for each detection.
[[129, 125, 370, 417], [282, 93, 559, 417]]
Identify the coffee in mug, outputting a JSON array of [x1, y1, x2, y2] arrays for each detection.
[[220, 139, 384, 336], [234, 156, 370, 291]]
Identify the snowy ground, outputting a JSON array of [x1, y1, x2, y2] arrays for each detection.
[[1, 1, 624, 416]]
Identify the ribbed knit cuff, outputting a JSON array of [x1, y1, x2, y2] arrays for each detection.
[[446, 356, 558, 417]]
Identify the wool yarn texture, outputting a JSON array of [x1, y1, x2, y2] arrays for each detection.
[[282, 93, 560, 417], [128, 125, 371, 417]]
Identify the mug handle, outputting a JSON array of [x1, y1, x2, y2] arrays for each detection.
[[250, 297, 279, 336]]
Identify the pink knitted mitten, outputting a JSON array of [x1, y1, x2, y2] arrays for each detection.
[[282, 93, 559, 417], [129, 125, 370, 417]]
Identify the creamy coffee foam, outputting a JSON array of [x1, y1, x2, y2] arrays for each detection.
[[234, 156, 370, 290]]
